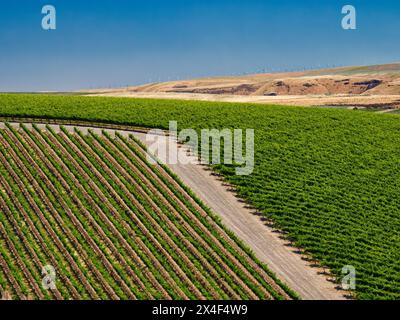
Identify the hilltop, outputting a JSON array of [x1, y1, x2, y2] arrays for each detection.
[[86, 63, 400, 109]]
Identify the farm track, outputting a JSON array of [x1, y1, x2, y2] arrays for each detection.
[[18, 128, 137, 300], [0, 139, 98, 299], [57, 129, 204, 299], [38, 129, 168, 300], [45, 128, 189, 300], [0, 189, 62, 300], [0, 131, 106, 299], [0, 171, 77, 299], [0, 121, 292, 300], [7, 129, 123, 299]]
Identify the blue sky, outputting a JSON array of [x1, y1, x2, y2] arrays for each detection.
[[0, 0, 399, 91]]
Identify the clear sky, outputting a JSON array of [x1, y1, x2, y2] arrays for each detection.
[[0, 0, 399, 91]]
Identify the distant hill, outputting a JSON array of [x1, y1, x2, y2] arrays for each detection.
[[85, 63, 400, 109], [87, 63, 400, 96]]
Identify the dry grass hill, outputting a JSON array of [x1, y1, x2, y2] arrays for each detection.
[[86, 63, 400, 109]]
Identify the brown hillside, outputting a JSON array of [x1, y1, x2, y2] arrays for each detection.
[[85, 63, 400, 109]]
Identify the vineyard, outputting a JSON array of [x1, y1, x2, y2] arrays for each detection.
[[0, 94, 399, 300], [0, 122, 295, 300]]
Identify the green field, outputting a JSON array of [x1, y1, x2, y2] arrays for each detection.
[[0, 93, 399, 300]]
